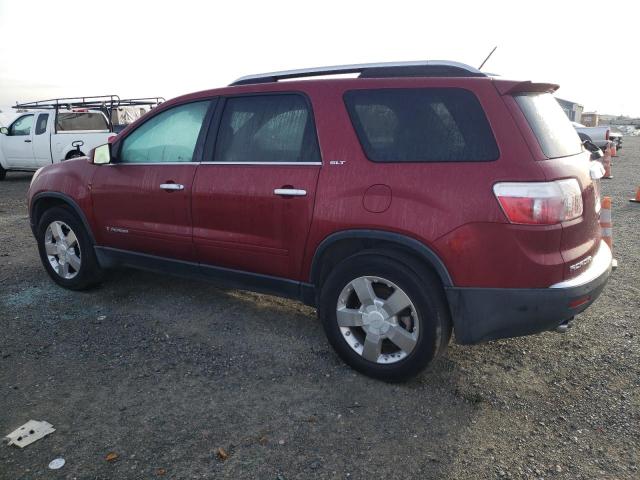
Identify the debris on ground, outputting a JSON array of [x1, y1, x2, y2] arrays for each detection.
[[4, 420, 55, 448], [48, 458, 65, 470], [216, 447, 229, 461], [105, 452, 119, 462]]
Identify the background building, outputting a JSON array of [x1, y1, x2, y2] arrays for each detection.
[[581, 112, 599, 127], [556, 98, 584, 123]]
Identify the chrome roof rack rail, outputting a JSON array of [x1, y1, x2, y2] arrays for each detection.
[[230, 60, 487, 86]]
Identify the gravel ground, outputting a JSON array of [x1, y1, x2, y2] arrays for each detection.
[[1, 140, 638, 480]]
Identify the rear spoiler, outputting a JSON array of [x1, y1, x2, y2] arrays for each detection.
[[493, 80, 560, 95]]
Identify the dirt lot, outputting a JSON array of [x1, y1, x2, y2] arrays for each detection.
[[1, 140, 638, 480]]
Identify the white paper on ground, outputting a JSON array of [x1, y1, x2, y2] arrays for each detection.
[[4, 420, 55, 448]]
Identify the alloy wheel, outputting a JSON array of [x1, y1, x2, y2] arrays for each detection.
[[44, 221, 81, 279], [336, 276, 419, 364]]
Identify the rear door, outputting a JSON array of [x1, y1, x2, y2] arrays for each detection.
[[32, 113, 52, 165], [2, 114, 35, 168], [91, 100, 213, 261], [192, 93, 322, 279]]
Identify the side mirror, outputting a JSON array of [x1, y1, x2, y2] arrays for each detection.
[[91, 143, 112, 165], [0, 127, 8, 135], [582, 139, 599, 153], [582, 139, 603, 160], [590, 149, 603, 161]]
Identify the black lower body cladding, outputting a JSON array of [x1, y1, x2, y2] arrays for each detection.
[[446, 241, 612, 344]]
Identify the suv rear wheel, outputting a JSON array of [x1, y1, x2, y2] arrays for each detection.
[[36, 206, 102, 290], [319, 253, 451, 381]]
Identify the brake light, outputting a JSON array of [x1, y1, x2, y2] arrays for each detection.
[[493, 179, 583, 225]]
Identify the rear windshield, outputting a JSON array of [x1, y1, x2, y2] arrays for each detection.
[[515, 93, 582, 158], [344, 88, 499, 162], [56, 112, 109, 131]]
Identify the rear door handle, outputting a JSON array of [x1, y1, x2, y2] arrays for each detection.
[[274, 188, 307, 197], [160, 183, 184, 191]]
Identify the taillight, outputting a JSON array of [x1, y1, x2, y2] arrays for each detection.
[[493, 179, 583, 225]]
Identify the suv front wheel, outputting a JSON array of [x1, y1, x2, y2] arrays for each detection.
[[36, 206, 102, 290], [319, 253, 451, 381]]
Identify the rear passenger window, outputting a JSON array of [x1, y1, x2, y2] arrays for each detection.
[[344, 88, 499, 162], [214, 94, 320, 163]]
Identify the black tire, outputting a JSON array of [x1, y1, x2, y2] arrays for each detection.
[[318, 252, 451, 381], [36, 206, 102, 290], [0, 165, 6, 181], [66, 151, 85, 159]]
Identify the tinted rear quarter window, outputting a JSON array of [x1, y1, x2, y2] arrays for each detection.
[[344, 88, 499, 162], [35, 114, 49, 135], [515, 93, 582, 158]]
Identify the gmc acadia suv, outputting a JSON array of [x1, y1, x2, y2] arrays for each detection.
[[27, 61, 612, 380]]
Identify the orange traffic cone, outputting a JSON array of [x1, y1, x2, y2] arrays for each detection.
[[630, 186, 640, 203], [600, 196, 617, 269], [610, 141, 617, 157], [600, 197, 612, 251], [602, 142, 613, 179]]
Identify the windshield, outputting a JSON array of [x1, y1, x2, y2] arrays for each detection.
[[56, 112, 109, 131], [515, 93, 582, 158]]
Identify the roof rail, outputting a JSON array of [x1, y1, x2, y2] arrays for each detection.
[[230, 60, 487, 86]]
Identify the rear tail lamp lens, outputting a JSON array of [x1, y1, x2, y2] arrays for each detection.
[[493, 179, 583, 225]]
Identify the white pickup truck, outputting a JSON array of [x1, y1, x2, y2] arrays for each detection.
[[572, 122, 623, 151], [0, 109, 114, 180]]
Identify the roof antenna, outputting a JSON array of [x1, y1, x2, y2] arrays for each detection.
[[479, 46, 497, 70]]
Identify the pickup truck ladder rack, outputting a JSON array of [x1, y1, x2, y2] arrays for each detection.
[[230, 60, 487, 86], [13, 96, 165, 132]]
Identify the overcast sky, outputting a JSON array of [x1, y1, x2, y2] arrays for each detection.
[[1, 0, 639, 118]]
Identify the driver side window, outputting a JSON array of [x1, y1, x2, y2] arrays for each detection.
[[119, 101, 211, 164], [9, 115, 34, 136]]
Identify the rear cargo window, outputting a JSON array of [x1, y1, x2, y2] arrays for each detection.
[[344, 88, 499, 162], [515, 93, 582, 158], [56, 112, 109, 131]]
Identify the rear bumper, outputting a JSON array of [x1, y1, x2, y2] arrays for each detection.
[[446, 240, 612, 344]]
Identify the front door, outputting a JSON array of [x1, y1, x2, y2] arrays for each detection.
[[192, 93, 322, 279], [91, 100, 213, 261], [2, 114, 35, 168]]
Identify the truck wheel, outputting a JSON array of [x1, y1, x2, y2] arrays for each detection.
[[318, 253, 451, 381], [66, 151, 85, 159], [0, 165, 6, 180], [36, 206, 102, 290]]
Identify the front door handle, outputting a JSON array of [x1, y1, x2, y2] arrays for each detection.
[[160, 183, 184, 191], [274, 188, 307, 197], [24, 139, 32, 143]]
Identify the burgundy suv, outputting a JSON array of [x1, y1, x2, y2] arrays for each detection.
[[28, 61, 611, 380]]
